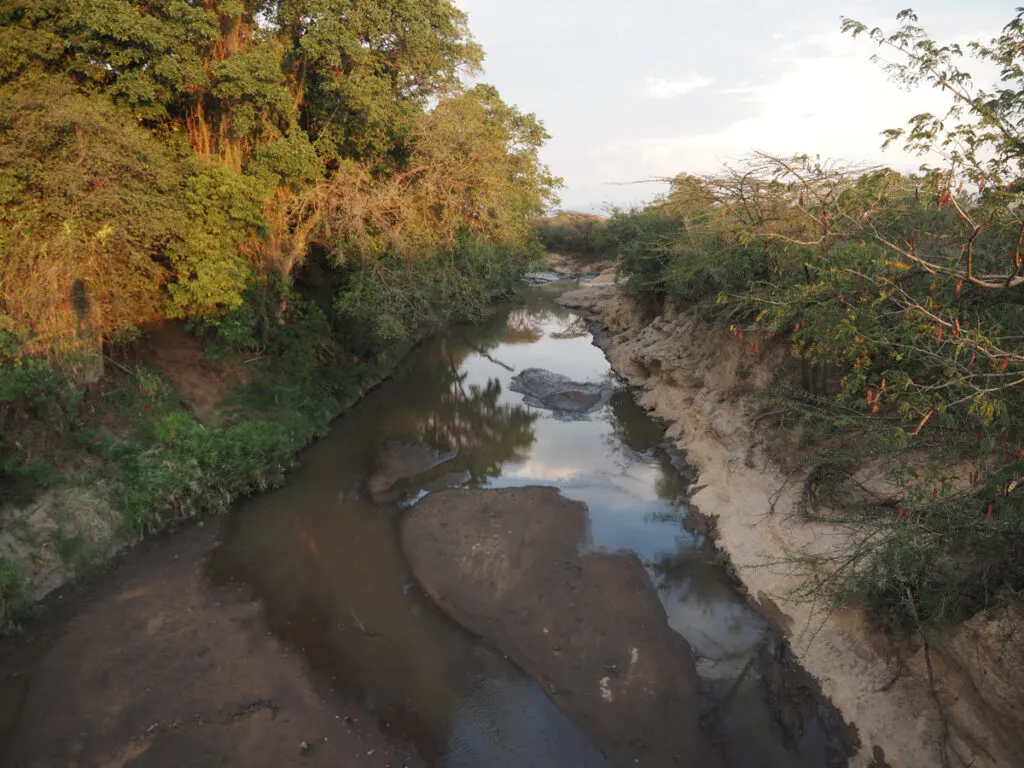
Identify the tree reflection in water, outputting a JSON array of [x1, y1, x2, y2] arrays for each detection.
[[503, 307, 545, 345], [648, 540, 769, 667], [550, 316, 589, 340], [417, 367, 537, 485], [205, 314, 542, 760]]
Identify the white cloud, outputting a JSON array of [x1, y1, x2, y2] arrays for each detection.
[[596, 30, 1004, 189], [454, 0, 1011, 210], [644, 75, 713, 100]]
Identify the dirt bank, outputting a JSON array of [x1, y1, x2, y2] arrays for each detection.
[[559, 277, 1024, 768], [400, 486, 716, 767], [0, 523, 422, 768]]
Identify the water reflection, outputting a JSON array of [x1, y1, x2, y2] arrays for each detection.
[[503, 307, 545, 345], [415, 368, 535, 486], [207, 286, 833, 767]]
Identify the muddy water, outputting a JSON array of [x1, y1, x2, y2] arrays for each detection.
[[207, 282, 850, 767]]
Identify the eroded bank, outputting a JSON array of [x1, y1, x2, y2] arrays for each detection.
[[559, 275, 1024, 768]]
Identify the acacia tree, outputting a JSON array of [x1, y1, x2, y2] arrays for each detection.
[[843, 9, 1024, 289], [604, 8, 1024, 637]]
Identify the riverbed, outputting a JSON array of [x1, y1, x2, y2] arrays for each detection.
[[1, 281, 852, 766]]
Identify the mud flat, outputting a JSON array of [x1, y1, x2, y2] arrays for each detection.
[[400, 485, 717, 767], [0, 523, 422, 768], [559, 276, 1024, 768]]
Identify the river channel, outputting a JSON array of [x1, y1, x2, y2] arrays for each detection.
[[1, 280, 852, 767]]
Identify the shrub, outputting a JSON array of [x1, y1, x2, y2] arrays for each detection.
[[0, 556, 31, 633], [533, 211, 612, 258]]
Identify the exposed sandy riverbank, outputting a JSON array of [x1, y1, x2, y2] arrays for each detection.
[[559, 275, 1024, 768]]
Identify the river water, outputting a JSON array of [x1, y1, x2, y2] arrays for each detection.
[[205, 281, 850, 767]]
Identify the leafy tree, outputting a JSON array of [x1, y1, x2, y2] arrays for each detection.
[[323, 84, 560, 261], [0, 0, 558, 352], [274, 0, 483, 164], [0, 76, 188, 356], [842, 8, 1024, 289]]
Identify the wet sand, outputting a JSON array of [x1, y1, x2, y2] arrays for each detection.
[[402, 486, 716, 768], [0, 524, 422, 768]]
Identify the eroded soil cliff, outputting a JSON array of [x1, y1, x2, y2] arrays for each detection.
[[559, 276, 1024, 768]]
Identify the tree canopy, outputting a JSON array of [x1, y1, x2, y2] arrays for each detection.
[[0, 0, 559, 355]]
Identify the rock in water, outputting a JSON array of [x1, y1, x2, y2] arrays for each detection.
[[508, 368, 612, 419], [400, 486, 714, 767], [366, 442, 457, 503]]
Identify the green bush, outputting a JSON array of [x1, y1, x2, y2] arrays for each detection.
[[612, 156, 1024, 629], [609, 204, 772, 311], [105, 410, 296, 537], [334, 238, 534, 354], [533, 212, 612, 257], [0, 326, 78, 504], [0, 556, 31, 633]]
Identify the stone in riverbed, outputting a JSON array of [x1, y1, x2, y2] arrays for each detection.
[[509, 368, 612, 419], [366, 441, 457, 503], [400, 486, 716, 767]]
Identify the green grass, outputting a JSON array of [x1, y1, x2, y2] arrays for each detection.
[[0, 556, 32, 633]]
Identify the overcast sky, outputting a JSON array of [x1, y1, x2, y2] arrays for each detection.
[[456, 0, 1011, 212]]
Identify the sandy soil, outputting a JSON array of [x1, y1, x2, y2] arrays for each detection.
[[559, 276, 1024, 768], [0, 523, 423, 768], [135, 321, 250, 425], [401, 486, 717, 768]]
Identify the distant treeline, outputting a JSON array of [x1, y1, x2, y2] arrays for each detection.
[[533, 211, 612, 258]]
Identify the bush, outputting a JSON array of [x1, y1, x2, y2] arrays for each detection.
[[102, 405, 299, 538], [334, 238, 534, 355], [612, 154, 1024, 629], [609, 203, 772, 311], [0, 556, 31, 633], [533, 211, 612, 259], [0, 326, 78, 504]]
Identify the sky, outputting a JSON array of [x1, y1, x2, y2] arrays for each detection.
[[455, 0, 1012, 213]]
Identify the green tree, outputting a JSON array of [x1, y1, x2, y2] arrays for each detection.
[[0, 76, 188, 359], [0, 0, 558, 351]]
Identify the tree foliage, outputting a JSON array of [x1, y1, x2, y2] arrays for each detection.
[[533, 211, 613, 258], [0, 0, 558, 358], [611, 9, 1024, 629]]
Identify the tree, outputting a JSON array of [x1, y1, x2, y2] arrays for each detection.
[[0, 77, 188, 362], [0, 0, 558, 354], [323, 84, 560, 261], [842, 8, 1024, 289]]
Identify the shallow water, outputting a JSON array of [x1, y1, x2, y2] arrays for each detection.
[[207, 282, 849, 767]]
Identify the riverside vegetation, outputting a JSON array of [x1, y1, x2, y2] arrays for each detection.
[[545, 9, 1024, 635], [0, 0, 559, 629]]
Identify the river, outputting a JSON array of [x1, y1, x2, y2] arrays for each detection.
[[0, 280, 852, 767]]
